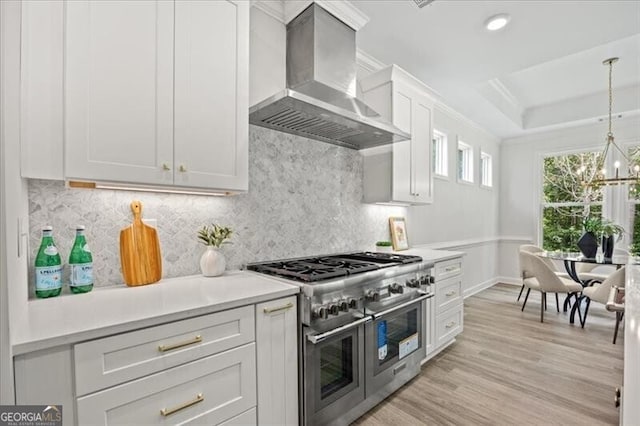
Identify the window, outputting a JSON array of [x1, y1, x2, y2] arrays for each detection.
[[627, 146, 640, 254], [432, 129, 448, 177], [457, 141, 473, 183], [541, 151, 604, 251], [480, 152, 492, 187]]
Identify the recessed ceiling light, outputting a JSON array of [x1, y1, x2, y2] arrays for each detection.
[[485, 14, 510, 31]]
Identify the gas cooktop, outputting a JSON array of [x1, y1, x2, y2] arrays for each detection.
[[246, 251, 422, 282]]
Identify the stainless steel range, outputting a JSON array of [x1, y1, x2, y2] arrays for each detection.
[[246, 252, 434, 426]]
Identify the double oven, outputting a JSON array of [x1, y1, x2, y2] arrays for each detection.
[[246, 252, 433, 426], [303, 265, 433, 426]]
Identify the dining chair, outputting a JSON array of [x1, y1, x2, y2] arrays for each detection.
[[518, 244, 571, 307], [578, 266, 625, 338], [520, 251, 583, 322]]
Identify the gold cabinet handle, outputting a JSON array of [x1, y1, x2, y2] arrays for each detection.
[[179, 165, 187, 172], [446, 291, 457, 297], [160, 393, 204, 416], [445, 321, 456, 329], [158, 335, 202, 352], [445, 266, 460, 272], [162, 163, 171, 171], [263, 302, 294, 314]]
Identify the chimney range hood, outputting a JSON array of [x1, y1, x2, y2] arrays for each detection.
[[249, 4, 410, 150]]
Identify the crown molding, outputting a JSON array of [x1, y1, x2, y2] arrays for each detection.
[[251, 0, 286, 23], [283, 0, 369, 30], [356, 49, 385, 74]]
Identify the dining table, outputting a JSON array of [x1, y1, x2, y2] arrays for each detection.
[[536, 251, 630, 324]]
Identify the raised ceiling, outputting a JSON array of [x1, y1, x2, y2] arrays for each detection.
[[354, 0, 640, 138]]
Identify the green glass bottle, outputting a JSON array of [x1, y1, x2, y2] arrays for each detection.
[[69, 225, 93, 294], [35, 226, 63, 298]]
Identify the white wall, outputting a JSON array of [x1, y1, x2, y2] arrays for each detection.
[[498, 115, 640, 281], [408, 107, 501, 295]]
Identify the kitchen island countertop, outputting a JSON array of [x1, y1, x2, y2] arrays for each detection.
[[12, 271, 299, 355]]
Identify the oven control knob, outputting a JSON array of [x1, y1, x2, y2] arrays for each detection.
[[312, 306, 328, 320], [338, 300, 349, 312], [419, 275, 430, 285], [406, 278, 420, 288], [429, 275, 435, 284], [389, 283, 404, 294], [366, 290, 380, 302], [328, 304, 340, 316], [347, 298, 358, 309]]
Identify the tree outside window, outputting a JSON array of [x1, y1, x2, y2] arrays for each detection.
[[542, 152, 604, 251]]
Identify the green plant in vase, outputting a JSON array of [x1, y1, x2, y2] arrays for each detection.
[[197, 224, 233, 277]]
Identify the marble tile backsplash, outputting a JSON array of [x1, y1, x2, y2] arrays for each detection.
[[28, 126, 405, 289]]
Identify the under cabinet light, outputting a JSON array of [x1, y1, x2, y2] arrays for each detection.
[[67, 181, 232, 197]]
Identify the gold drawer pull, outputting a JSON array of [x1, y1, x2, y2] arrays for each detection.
[[445, 266, 460, 272], [158, 335, 202, 352], [263, 302, 294, 314], [160, 393, 204, 416], [446, 291, 457, 297], [445, 321, 456, 329]]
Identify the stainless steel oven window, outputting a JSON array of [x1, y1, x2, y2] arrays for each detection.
[[372, 303, 422, 376], [306, 326, 364, 413]]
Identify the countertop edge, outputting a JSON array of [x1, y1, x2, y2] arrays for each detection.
[[12, 272, 299, 356]]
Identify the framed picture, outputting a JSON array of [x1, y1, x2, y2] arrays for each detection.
[[389, 217, 409, 251]]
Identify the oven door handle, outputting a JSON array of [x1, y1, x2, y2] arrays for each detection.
[[371, 292, 433, 319], [307, 316, 373, 345]]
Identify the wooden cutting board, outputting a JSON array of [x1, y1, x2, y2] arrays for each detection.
[[119, 201, 162, 286]]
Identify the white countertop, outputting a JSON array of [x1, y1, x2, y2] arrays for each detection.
[[623, 265, 640, 425], [12, 271, 299, 355], [395, 246, 466, 264]]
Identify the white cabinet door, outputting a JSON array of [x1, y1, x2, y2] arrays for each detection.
[[255, 296, 298, 425], [391, 82, 433, 204], [174, 0, 249, 191], [360, 66, 434, 205], [20, 0, 64, 180], [65, 0, 174, 185]]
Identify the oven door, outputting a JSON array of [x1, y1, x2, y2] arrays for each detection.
[[365, 293, 431, 397], [303, 317, 371, 426]]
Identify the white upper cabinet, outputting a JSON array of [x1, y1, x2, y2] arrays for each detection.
[[65, 0, 174, 186], [27, 0, 249, 193], [174, 0, 248, 191], [360, 65, 434, 205]]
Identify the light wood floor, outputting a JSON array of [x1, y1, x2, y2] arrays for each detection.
[[354, 283, 624, 426]]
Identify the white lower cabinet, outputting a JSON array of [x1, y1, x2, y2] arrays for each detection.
[[14, 296, 298, 426], [76, 344, 257, 425], [425, 257, 464, 360], [256, 297, 298, 425]]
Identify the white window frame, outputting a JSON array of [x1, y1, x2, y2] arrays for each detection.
[[432, 129, 448, 179], [457, 140, 473, 184], [536, 148, 605, 249], [480, 151, 492, 188]]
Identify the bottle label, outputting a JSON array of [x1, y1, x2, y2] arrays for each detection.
[[44, 245, 58, 256], [35, 265, 63, 291], [70, 263, 93, 287]]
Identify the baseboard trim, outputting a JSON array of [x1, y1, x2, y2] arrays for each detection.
[[464, 278, 498, 298], [495, 276, 522, 286]]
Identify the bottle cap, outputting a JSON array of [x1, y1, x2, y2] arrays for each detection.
[[76, 225, 85, 231], [42, 226, 53, 231]]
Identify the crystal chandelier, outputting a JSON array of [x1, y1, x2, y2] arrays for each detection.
[[578, 57, 639, 188]]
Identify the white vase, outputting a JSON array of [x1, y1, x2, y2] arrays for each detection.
[[200, 246, 226, 277], [376, 245, 393, 253]]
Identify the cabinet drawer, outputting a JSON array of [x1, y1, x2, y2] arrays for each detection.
[[219, 407, 256, 426], [435, 258, 463, 281], [74, 306, 254, 396], [77, 343, 256, 425], [436, 278, 462, 312], [436, 305, 463, 348]]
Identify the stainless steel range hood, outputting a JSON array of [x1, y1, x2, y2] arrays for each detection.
[[249, 4, 410, 150]]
